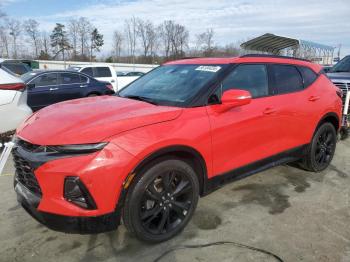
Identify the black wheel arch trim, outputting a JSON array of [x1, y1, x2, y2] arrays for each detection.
[[120, 145, 208, 204], [316, 112, 340, 132]]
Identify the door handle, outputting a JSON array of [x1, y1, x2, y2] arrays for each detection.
[[263, 107, 277, 115], [110, 80, 115, 83], [80, 85, 87, 88], [49, 88, 58, 91], [309, 96, 320, 102]]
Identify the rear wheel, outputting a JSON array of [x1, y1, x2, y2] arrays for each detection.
[[122, 159, 199, 242], [301, 122, 337, 172]]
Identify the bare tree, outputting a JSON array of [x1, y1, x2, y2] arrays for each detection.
[[137, 19, 157, 58], [68, 19, 79, 59], [24, 19, 40, 58], [77, 17, 92, 58], [159, 20, 173, 58], [159, 20, 188, 59], [195, 28, 214, 56], [0, 26, 10, 58], [124, 17, 137, 63], [6, 18, 21, 58], [112, 30, 123, 61]]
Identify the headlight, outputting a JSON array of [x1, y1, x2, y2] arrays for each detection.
[[48, 142, 108, 154]]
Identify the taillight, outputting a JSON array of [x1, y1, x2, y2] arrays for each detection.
[[106, 84, 114, 91], [0, 83, 25, 91]]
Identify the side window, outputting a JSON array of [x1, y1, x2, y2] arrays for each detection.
[[81, 67, 93, 76], [33, 73, 57, 87], [95, 67, 112, 77], [271, 65, 303, 94], [80, 75, 88, 83], [60, 73, 81, 84], [298, 66, 318, 87], [222, 64, 268, 98]]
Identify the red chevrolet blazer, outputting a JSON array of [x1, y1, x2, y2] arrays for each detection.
[[12, 55, 342, 242]]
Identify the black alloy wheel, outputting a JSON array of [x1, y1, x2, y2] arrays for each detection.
[[140, 170, 193, 235], [301, 122, 337, 172], [123, 159, 199, 242]]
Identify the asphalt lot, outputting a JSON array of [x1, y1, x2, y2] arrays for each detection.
[[0, 140, 349, 262]]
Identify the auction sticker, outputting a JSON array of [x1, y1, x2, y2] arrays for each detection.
[[195, 66, 221, 73]]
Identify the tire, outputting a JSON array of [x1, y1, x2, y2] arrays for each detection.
[[122, 159, 199, 243], [301, 122, 337, 172]]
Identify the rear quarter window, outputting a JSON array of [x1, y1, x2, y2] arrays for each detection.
[[298, 66, 318, 87], [270, 65, 303, 94], [81, 67, 93, 76]]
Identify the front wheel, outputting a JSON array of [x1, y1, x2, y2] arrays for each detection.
[[122, 159, 199, 243], [301, 122, 337, 172]]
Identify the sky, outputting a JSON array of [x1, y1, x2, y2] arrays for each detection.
[[1, 0, 350, 57]]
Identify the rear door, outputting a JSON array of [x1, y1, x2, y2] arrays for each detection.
[[27, 73, 58, 111], [55, 72, 86, 102], [268, 64, 315, 148]]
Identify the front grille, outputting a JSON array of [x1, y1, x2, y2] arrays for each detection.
[[13, 149, 42, 196], [333, 82, 350, 114]]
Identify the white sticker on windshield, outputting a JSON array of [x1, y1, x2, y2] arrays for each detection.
[[195, 66, 221, 73]]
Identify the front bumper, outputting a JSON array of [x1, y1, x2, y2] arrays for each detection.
[[12, 138, 137, 234], [15, 180, 121, 234]]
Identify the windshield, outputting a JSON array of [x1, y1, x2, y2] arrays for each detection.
[[331, 56, 350, 73], [118, 64, 226, 106]]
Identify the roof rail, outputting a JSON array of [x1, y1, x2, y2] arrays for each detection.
[[240, 54, 311, 62]]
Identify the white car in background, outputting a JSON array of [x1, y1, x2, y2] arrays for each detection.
[[0, 67, 32, 142], [68, 65, 141, 91]]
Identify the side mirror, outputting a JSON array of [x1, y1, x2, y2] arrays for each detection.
[[215, 89, 252, 112], [27, 83, 35, 89]]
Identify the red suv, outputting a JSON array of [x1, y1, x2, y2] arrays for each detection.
[[13, 55, 342, 242]]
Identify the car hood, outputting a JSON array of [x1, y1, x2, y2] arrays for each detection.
[[327, 72, 350, 80], [17, 96, 182, 145]]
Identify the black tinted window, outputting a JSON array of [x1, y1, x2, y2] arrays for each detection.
[[60, 73, 81, 84], [298, 66, 318, 87], [3, 63, 30, 75], [271, 65, 303, 94], [80, 75, 88, 83], [81, 67, 93, 76], [222, 64, 268, 98], [33, 73, 57, 87], [95, 67, 112, 77]]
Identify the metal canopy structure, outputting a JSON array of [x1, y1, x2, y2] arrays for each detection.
[[240, 33, 335, 64], [241, 33, 299, 54]]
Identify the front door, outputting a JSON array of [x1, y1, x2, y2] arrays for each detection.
[[27, 73, 58, 111], [207, 64, 283, 176]]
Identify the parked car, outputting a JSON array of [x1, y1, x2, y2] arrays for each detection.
[[124, 71, 145, 77], [11, 55, 342, 243], [20, 70, 115, 111], [327, 55, 350, 139], [68, 65, 118, 92], [0, 59, 32, 76], [0, 67, 32, 142]]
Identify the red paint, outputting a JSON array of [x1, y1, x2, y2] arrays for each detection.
[[16, 57, 342, 217]]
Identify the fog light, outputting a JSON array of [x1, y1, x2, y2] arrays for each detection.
[[64, 177, 97, 210]]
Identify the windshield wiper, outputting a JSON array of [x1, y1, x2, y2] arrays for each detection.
[[123, 95, 159, 105]]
